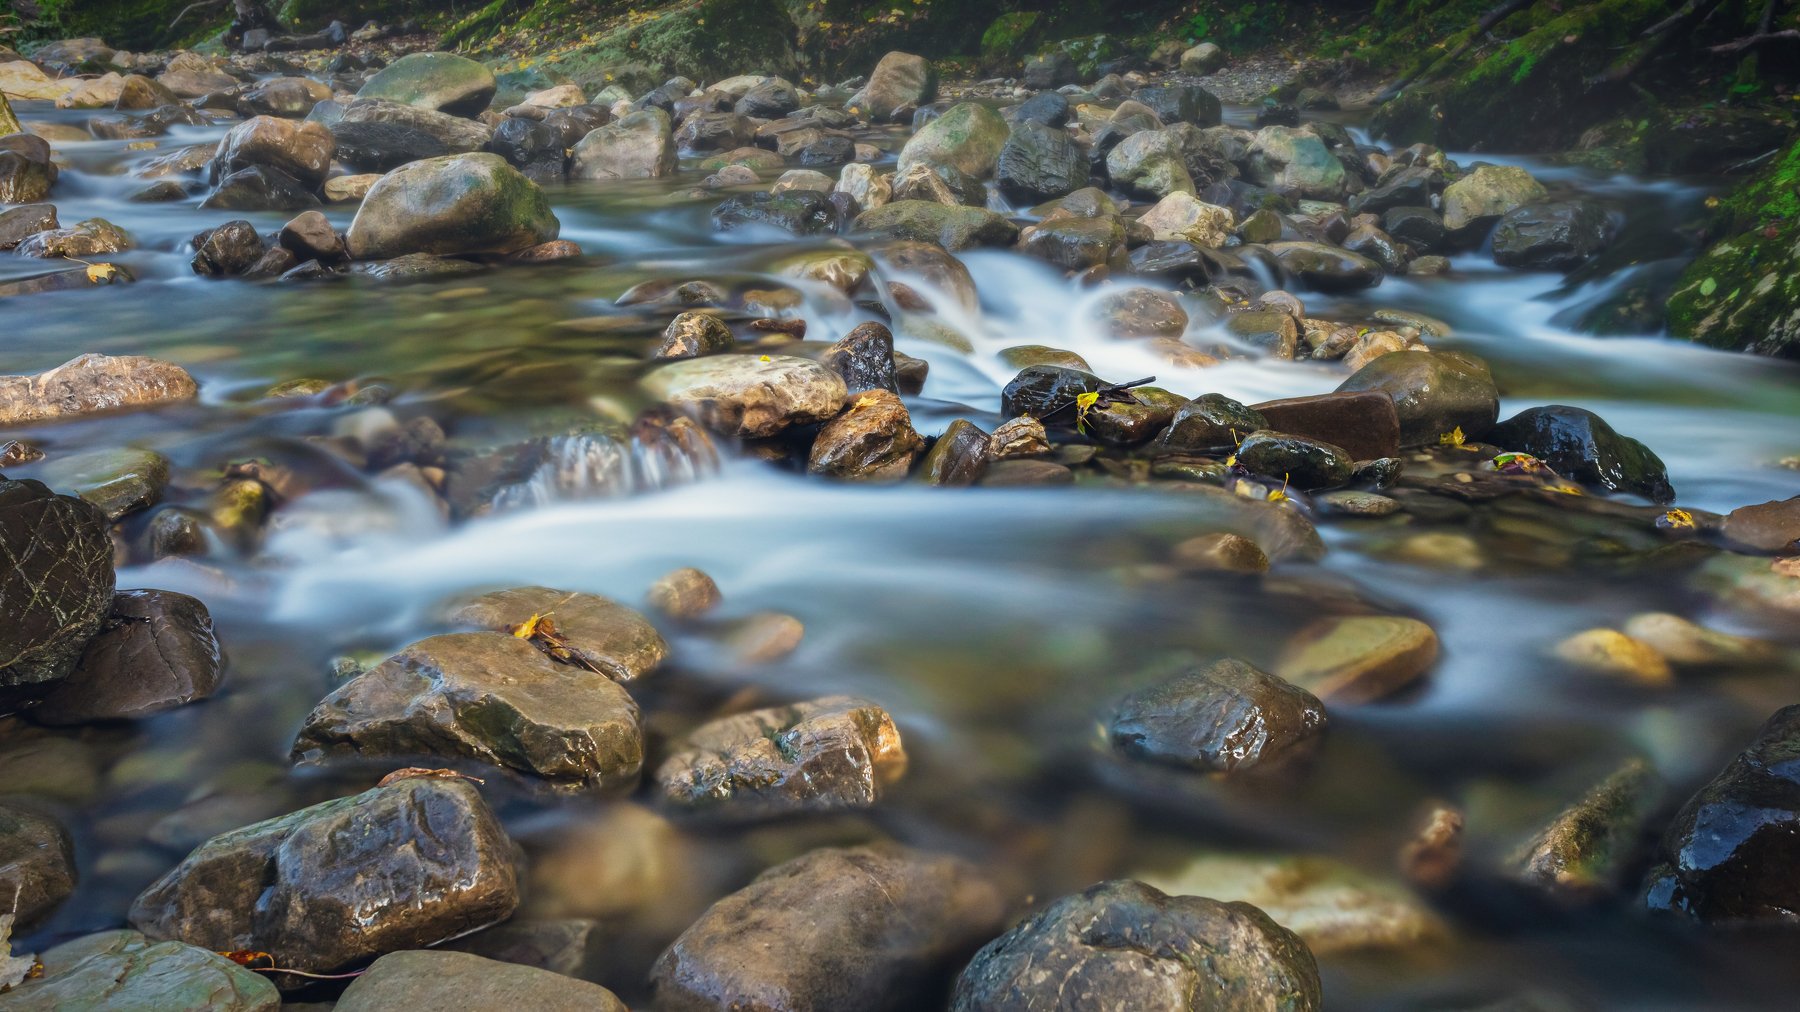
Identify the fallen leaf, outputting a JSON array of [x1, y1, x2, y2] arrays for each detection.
[[0, 912, 38, 994], [85, 263, 118, 284], [1438, 426, 1466, 448], [377, 768, 486, 788]]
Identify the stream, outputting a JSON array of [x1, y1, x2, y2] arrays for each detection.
[[4, 85, 1800, 1009]]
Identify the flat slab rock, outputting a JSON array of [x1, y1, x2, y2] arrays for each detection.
[[951, 879, 1321, 1011], [1276, 614, 1439, 704], [128, 778, 519, 974], [0, 353, 197, 427], [654, 844, 1004, 1012], [641, 354, 847, 438], [32, 589, 222, 725], [448, 584, 667, 682], [334, 950, 625, 1012], [1110, 658, 1327, 775], [4, 929, 279, 1011], [655, 695, 906, 819], [292, 631, 644, 791]]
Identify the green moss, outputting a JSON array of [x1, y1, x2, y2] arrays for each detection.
[[979, 11, 1041, 63], [1668, 135, 1800, 358], [1720, 139, 1800, 233], [25, 0, 222, 50]]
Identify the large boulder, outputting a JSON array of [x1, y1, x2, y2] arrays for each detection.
[[357, 52, 497, 117], [331, 120, 450, 173], [32, 589, 222, 725], [1492, 199, 1612, 270], [448, 585, 667, 682], [951, 879, 1321, 1011], [642, 354, 847, 438], [995, 121, 1086, 202], [1109, 659, 1327, 775], [656, 696, 906, 818], [1, 931, 279, 1011], [850, 52, 937, 121], [1268, 241, 1384, 291], [0, 803, 76, 926], [213, 115, 335, 188], [1246, 126, 1347, 200], [897, 102, 1009, 179], [0, 479, 114, 702], [334, 951, 626, 1012], [292, 632, 644, 791], [1492, 404, 1673, 503], [129, 779, 520, 973], [1336, 350, 1499, 446], [1441, 164, 1547, 234], [1645, 705, 1800, 923], [569, 109, 676, 180], [324, 98, 494, 152], [653, 845, 1003, 1011], [346, 153, 560, 259]]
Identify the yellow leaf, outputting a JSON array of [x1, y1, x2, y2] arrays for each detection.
[[511, 613, 542, 639], [1438, 426, 1465, 447], [85, 263, 117, 284]]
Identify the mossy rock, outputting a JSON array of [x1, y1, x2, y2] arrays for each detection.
[[979, 11, 1042, 68]]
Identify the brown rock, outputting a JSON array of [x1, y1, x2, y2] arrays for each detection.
[[0, 354, 197, 426], [647, 566, 722, 619], [449, 585, 667, 682], [1276, 615, 1438, 703], [0, 803, 76, 926], [1722, 496, 1800, 554], [334, 951, 626, 1012], [1252, 390, 1401, 461], [808, 389, 924, 480]]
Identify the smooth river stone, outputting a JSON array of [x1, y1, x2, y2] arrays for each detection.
[[641, 354, 847, 438], [1275, 615, 1439, 703]]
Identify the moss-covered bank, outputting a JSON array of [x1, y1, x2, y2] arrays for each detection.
[[1666, 140, 1800, 359]]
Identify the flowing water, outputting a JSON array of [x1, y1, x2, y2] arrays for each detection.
[[5, 92, 1800, 1008]]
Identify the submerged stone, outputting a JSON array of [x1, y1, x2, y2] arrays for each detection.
[[1110, 659, 1327, 775]]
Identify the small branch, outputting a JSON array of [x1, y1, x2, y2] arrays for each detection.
[[1707, 29, 1800, 53], [169, 0, 225, 30]]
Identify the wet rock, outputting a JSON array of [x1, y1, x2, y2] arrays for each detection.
[[332, 119, 450, 172], [1140, 854, 1445, 955], [1096, 288, 1190, 341], [0, 203, 57, 250], [1023, 50, 1077, 90], [0, 134, 56, 204], [712, 190, 837, 236], [294, 631, 643, 789], [773, 168, 835, 193], [1235, 430, 1354, 490], [920, 419, 991, 487], [647, 567, 722, 619], [129, 778, 520, 973], [890, 160, 976, 207], [1253, 391, 1401, 461], [128, 179, 190, 202], [1343, 223, 1409, 273], [737, 78, 800, 118], [836, 162, 891, 211], [1336, 350, 1499, 446], [798, 134, 856, 168], [570, 109, 676, 179], [327, 98, 493, 153], [643, 354, 847, 438], [156, 52, 237, 98], [990, 416, 1051, 459], [1442, 164, 1547, 235], [357, 52, 496, 117], [346, 153, 560, 259], [449, 584, 668, 683], [1350, 167, 1434, 216], [1276, 615, 1439, 704], [277, 209, 345, 264], [853, 201, 1019, 251], [1721, 497, 1800, 554], [723, 611, 806, 665], [0, 803, 76, 926], [213, 115, 334, 188], [821, 321, 898, 393], [1134, 84, 1222, 127], [3, 931, 278, 1011], [1492, 200, 1612, 270], [1110, 658, 1327, 775], [324, 172, 381, 202], [30, 589, 220, 725], [1385, 205, 1446, 250], [1020, 215, 1125, 271], [1492, 405, 1673, 503], [1225, 310, 1301, 358], [201, 165, 320, 211], [1268, 240, 1384, 291], [12, 215, 128, 259], [656, 696, 905, 818], [1246, 126, 1346, 199], [1156, 393, 1268, 452], [355, 252, 489, 282], [952, 879, 1320, 1011], [485, 116, 566, 181], [1013, 91, 1070, 128], [656, 844, 1001, 1011], [897, 102, 1009, 179], [850, 52, 937, 122], [335, 950, 625, 1012], [677, 110, 753, 152], [1514, 759, 1661, 900], [1552, 629, 1672, 686], [1, 352, 196, 427], [236, 77, 333, 119], [996, 120, 1085, 202], [655, 311, 734, 359], [1644, 704, 1800, 923], [809, 389, 925, 481], [999, 365, 1103, 423], [36, 445, 167, 520], [1136, 191, 1233, 246], [1106, 128, 1195, 199]]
